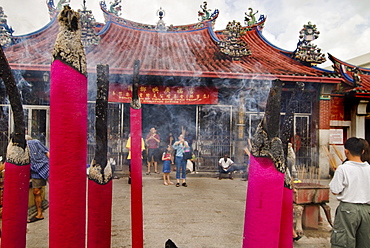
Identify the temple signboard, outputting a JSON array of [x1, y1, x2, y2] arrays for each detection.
[[329, 129, 343, 144], [109, 83, 218, 105]]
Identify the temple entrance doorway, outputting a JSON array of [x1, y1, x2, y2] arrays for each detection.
[[196, 105, 233, 171], [141, 104, 197, 148]]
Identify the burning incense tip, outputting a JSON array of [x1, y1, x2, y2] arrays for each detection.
[[52, 5, 86, 75]]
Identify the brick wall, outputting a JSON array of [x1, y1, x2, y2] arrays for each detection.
[[319, 99, 331, 129], [330, 97, 345, 121]]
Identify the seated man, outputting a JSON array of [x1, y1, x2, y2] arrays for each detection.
[[218, 154, 234, 180]]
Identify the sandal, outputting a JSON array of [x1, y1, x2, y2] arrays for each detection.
[[28, 216, 44, 223], [168, 181, 174, 185], [176, 183, 180, 187], [164, 182, 168, 186], [182, 182, 187, 187], [293, 235, 302, 241], [145, 172, 150, 175]]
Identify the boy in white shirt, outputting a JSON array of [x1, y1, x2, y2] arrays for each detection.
[[329, 137, 370, 248]]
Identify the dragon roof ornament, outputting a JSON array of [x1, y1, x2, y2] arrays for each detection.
[[108, 0, 122, 16], [198, 1, 218, 28], [293, 22, 326, 66], [198, 1, 212, 21], [244, 8, 265, 30]]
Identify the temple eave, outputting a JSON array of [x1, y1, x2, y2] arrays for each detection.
[[9, 63, 51, 72]]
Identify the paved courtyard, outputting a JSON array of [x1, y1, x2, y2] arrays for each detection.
[[25, 171, 338, 247]]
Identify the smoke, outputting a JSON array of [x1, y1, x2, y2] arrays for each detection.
[[0, 70, 32, 105]]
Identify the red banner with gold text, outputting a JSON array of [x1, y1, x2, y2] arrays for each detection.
[[109, 83, 218, 105]]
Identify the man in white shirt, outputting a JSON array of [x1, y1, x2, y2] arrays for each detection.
[[329, 137, 370, 248], [218, 154, 234, 180]]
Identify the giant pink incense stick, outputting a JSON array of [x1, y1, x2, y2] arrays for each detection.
[[279, 187, 293, 248], [243, 81, 292, 248], [0, 44, 30, 248], [243, 155, 292, 247], [130, 60, 144, 248], [49, 6, 87, 247], [87, 64, 112, 248], [88, 181, 112, 247]]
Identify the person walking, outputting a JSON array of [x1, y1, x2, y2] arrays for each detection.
[[26, 135, 50, 223], [329, 137, 370, 248], [172, 134, 189, 187], [162, 145, 174, 186]]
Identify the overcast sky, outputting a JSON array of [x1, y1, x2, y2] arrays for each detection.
[[1, 0, 369, 68]]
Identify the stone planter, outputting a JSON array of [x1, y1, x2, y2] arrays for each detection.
[[294, 183, 330, 204], [293, 183, 331, 230]]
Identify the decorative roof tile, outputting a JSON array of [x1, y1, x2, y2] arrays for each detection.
[[4, 5, 341, 85]]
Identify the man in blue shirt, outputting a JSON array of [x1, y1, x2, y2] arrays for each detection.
[[26, 135, 50, 223]]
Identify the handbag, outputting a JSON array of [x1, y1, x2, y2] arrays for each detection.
[[182, 148, 192, 161]]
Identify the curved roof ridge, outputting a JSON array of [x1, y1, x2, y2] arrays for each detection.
[[96, 20, 111, 36], [328, 53, 370, 73], [11, 16, 57, 44], [328, 53, 370, 94], [207, 22, 220, 42], [99, 1, 219, 33], [255, 28, 293, 54], [328, 53, 370, 93]]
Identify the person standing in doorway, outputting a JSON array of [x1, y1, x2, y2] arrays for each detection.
[[145, 127, 161, 175], [26, 135, 50, 223], [172, 134, 189, 187], [329, 137, 370, 247]]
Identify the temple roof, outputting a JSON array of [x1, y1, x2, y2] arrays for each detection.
[[4, 2, 341, 84], [328, 53, 370, 98]]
